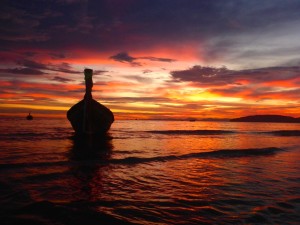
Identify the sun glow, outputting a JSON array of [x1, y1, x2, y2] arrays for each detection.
[[187, 91, 220, 101]]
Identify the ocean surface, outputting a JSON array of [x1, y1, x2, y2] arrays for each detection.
[[0, 118, 299, 225]]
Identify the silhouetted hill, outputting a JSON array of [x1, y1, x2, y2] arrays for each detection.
[[230, 115, 300, 123]]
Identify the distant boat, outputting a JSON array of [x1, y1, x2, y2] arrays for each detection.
[[67, 69, 114, 136], [26, 113, 33, 120]]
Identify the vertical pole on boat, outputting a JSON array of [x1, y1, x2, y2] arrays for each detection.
[[83, 68, 93, 136]]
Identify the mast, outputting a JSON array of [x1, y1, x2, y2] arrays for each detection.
[[83, 68, 93, 134]]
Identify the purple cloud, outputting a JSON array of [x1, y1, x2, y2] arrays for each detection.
[[0, 68, 46, 75], [110, 52, 175, 66], [171, 65, 300, 85], [51, 76, 74, 83]]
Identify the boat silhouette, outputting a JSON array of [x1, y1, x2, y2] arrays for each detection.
[[67, 69, 114, 136], [26, 113, 33, 120]]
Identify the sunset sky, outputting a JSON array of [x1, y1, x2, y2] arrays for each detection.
[[1, 0, 300, 120]]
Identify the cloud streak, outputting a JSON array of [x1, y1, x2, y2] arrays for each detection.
[[0, 68, 46, 75], [110, 52, 176, 66], [0, 59, 81, 80]]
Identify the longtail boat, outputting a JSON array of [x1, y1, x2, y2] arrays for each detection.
[[26, 112, 33, 120], [67, 69, 114, 135]]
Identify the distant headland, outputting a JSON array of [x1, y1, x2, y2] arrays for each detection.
[[230, 115, 300, 123]]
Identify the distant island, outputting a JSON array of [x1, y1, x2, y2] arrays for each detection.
[[230, 115, 300, 123]]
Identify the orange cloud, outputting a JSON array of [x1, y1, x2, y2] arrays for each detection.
[[263, 77, 300, 88]]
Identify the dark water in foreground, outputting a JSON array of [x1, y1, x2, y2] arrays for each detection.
[[0, 118, 299, 224]]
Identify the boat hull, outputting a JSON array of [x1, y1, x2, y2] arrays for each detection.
[[67, 99, 114, 135]]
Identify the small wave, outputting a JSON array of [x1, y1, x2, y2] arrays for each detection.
[[197, 147, 283, 157], [0, 132, 70, 140], [0, 148, 283, 169], [264, 130, 300, 136], [111, 147, 283, 165], [0, 161, 69, 170], [0, 132, 47, 137], [148, 129, 236, 135]]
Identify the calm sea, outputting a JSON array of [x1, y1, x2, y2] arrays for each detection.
[[0, 118, 299, 224]]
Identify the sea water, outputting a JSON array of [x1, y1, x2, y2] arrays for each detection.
[[0, 118, 299, 224]]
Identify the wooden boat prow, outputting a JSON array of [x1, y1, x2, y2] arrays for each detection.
[[67, 99, 114, 135], [67, 69, 114, 136]]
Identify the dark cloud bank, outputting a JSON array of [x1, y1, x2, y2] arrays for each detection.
[[171, 65, 300, 85], [2, 0, 300, 53]]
